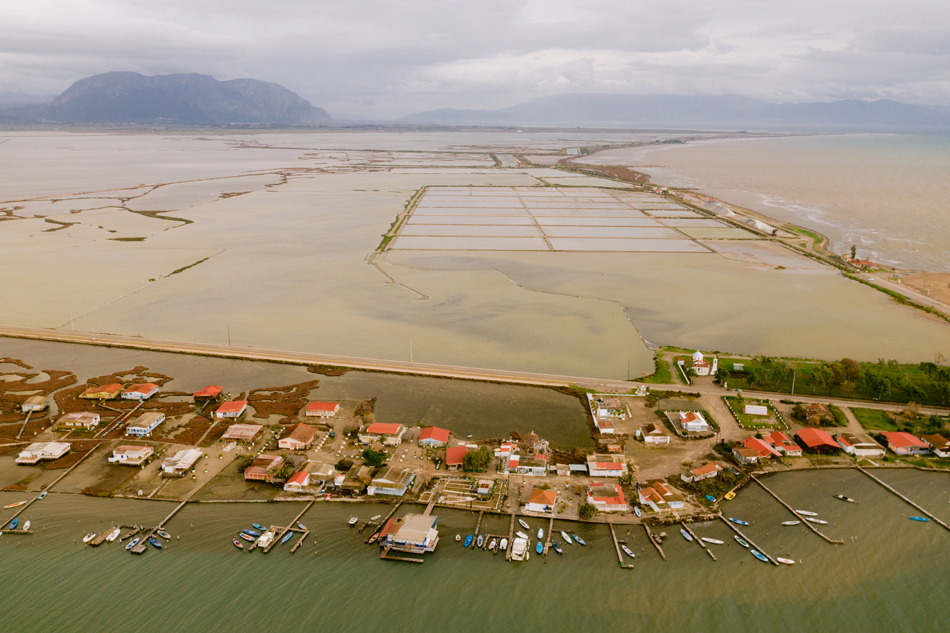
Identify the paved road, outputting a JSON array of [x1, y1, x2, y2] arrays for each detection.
[[865, 273, 950, 317], [1, 324, 947, 416]]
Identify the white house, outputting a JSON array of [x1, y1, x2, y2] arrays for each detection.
[[121, 383, 159, 400], [58, 412, 100, 428], [21, 396, 48, 413], [109, 445, 154, 466], [513, 454, 549, 476], [16, 442, 70, 465], [681, 462, 722, 483], [126, 412, 165, 437], [368, 467, 416, 496], [382, 513, 439, 553], [162, 449, 202, 477], [587, 482, 627, 512], [640, 423, 670, 445], [359, 422, 406, 446], [679, 411, 710, 433], [594, 418, 615, 434], [305, 401, 340, 418], [586, 455, 627, 477], [418, 427, 450, 447], [835, 433, 886, 457]]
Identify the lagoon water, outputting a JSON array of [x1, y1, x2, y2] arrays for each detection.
[[1, 468, 948, 632]]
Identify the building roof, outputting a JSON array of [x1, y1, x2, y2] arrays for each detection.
[[593, 461, 622, 470], [373, 467, 415, 488], [286, 470, 310, 486], [419, 427, 450, 443], [129, 412, 164, 427], [733, 447, 759, 458], [123, 383, 158, 396], [216, 400, 248, 415], [194, 385, 222, 398], [762, 431, 791, 444], [596, 418, 615, 430], [743, 437, 782, 458], [24, 395, 48, 406], [283, 423, 318, 445], [589, 482, 625, 502], [921, 434, 950, 449], [365, 422, 403, 435], [250, 454, 282, 470], [529, 487, 558, 506], [221, 424, 263, 441], [796, 428, 839, 450], [446, 446, 468, 465], [391, 513, 437, 543], [82, 383, 123, 396], [691, 463, 722, 477], [115, 445, 152, 455], [643, 423, 666, 435], [880, 431, 929, 449], [305, 401, 339, 413], [680, 411, 705, 423]]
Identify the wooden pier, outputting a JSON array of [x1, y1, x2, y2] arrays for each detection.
[[16, 411, 32, 440], [680, 522, 716, 561], [380, 546, 424, 564], [856, 466, 950, 532], [751, 475, 844, 544], [642, 522, 666, 560], [718, 517, 778, 566], [474, 510, 485, 538], [607, 519, 633, 569], [4, 444, 100, 528], [290, 530, 310, 553], [366, 501, 402, 544], [0, 529, 34, 535], [542, 516, 554, 555], [505, 512, 516, 561]]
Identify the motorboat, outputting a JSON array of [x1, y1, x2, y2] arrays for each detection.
[[3, 500, 26, 509], [281, 531, 294, 544], [633, 507, 641, 518], [909, 516, 930, 522], [833, 494, 857, 503], [750, 550, 769, 563], [561, 531, 572, 544], [149, 537, 163, 549], [535, 542, 543, 555], [476, 535, 484, 548], [782, 521, 801, 526], [489, 538, 498, 552], [347, 517, 358, 526], [537, 528, 544, 540], [705, 495, 717, 503], [728, 518, 749, 526], [572, 534, 586, 546], [23, 520, 31, 531], [233, 537, 244, 550], [734, 536, 750, 548], [510, 537, 527, 561], [777, 557, 795, 565], [257, 532, 275, 548], [516, 531, 529, 540], [238, 533, 254, 542], [723, 491, 736, 501], [500, 537, 508, 551], [680, 529, 693, 542], [157, 530, 171, 539], [253, 523, 267, 531], [804, 517, 828, 525], [518, 519, 530, 530], [298, 523, 307, 530], [455, 534, 461, 542], [796, 510, 818, 517], [37, 491, 47, 500], [126, 538, 139, 550], [9, 518, 19, 530], [370, 515, 381, 521], [105, 528, 120, 542], [701, 537, 724, 545], [242, 529, 260, 537], [551, 541, 563, 555], [464, 535, 474, 547], [621, 544, 636, 558]]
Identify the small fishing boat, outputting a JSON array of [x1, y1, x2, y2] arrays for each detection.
[[728, 517, 749, 526], [680, 528, 693, 541], [561, 531, 572, 544], [552, 541, 563, 555], [572, 534, 586, 546], [621, 544, 636, 559], [149, 537, 163, 549], [37, 491, 47, 500], [633, 506, 642, 518], [833, 494, 856, 503], [489, 538, 498, 552], [476, 535, 484, 548], [804, 517, 828, 525], [909, 516, 930, 522], [347, 516, 358, 526], [500, 537, 508, 551], [233, 537, 244, 550], [705, 495, 717, 503], [781, 521, 801, 526], [367, 533, 379, 544], [298, 523, 307, 530], [238, 533, 254, 542], [734, 535, 750, 548], [157, 530, 170, 539], [796, 510, 818, 517], [701, 537, 724, 545], [516, 531, 529, 540], [537, 528, 544, 540], [518, 518, 530, 530], [464, 535, 473, 548], [281, 531, 294, 544], [23, 520, 31, 531], [126, 538, 139, 550], [3, 500, 27, 509], [750, 550, 769, 563], [253, 523, 267, 531], [723, 491, 736, 501], [106, 528, 120, 542], [455, 534, 461, 542], [9, 519, 19, 530], [242, 529, 260, 537], [777, 557, 795, 565], [370, 515, 381, 521], [653, 533, 663, 545], [536, 542, 543, 555]]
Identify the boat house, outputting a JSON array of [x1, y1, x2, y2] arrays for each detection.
[[380, 513, 439, 553], [125, 412, 165, 437], [16, 442, 70, 465]]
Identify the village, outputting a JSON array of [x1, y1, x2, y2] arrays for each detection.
[[2, 349, 949, 563]]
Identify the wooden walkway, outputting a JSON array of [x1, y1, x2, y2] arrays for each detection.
[[474, 510, 484, 537], [718, 517, 778, 566], [16, 411, 32, 440], [505, 512, 516, 561], [607, 518, 633, 569], [542, 516, 553, 555], [3, 444, 100, 528], [642, 523, 666, 560], [380, 546, 424, 564], [856, 466, 950, 531], [680, 522, 716, 561], [751, 475, 844, 544]]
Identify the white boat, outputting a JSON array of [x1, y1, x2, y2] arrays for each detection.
[[83, 532, 96, 544], [500, 537, 508, 551], [782, 520, 801, 526], [257, 531, 275, 548], [796, 510, 818, 517], [455, 534, 461, 542], [518, 519, 530, 530], [106, 528, 120, 542], [23, 521, 31, 531], [516, 530, 529, 540], [700, 537, 724, 545], [561, 531, 572, 545], [777, 557, 795, 565], [537, 528, 544, 540], [370, 515, 381, 521], [489, 538, 497, 551], [347, 516, 358, 526], [3, 500, 27, 509], [680, 528, 693, 541], [510, 537, 528, 561], [804, 517, 828, 525], [633, 506, 641, 518]]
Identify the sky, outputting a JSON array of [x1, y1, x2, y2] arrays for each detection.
[[2, 0, 949, 118]]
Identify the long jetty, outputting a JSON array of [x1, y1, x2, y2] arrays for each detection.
[[718, 517, 778, 565], [16, 411, 33, 440], [607, 518, 633, 569], [680, 522, 717, 561], [3, 444, 100, 528], [751, 475, 844, 544], [856, 466, 950, 531], [542, 516, 553, 555], [505, 512, 516, 561], [642, 522, 666, 560]]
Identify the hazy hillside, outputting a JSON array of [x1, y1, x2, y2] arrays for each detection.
[[402, 94, 950, 131], [12, 72, 331, 126]]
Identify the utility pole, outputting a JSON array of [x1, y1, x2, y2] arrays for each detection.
[[791, 369, 796, 395]]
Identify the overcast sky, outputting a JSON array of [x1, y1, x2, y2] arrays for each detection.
[[2, 0, 949, 117]]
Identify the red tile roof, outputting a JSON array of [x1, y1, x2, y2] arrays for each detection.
[[366, 422, 403, 435], [692, 463, 722, 476], [446, 446, 468, 465], [419, 427, 450, 443], [593, 462, 622, 470], [529, 487, 558, 505], [795, 428, 839, 450], [283, 423, 317, 445], [216, 400, 248, 414], [123, 383, 158, 395], [305, 401, 339, 413], [743, 437, 782, 458], [286, 471, 309, 486], [83, 383, 123, 396], [880, 432, 929, 449], [193, 385, 222, 398]]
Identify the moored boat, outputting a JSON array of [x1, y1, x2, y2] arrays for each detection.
[[23, 520, 31, 531], [833, 494, 856, 503], [518, 518, 530, 530], [257, 532, 275, 548], [500, 537, 508, 551], [909, 516, 930, 522], [701, 537, 724, 545], [680, 528, 693, 542], [347, 516, 358, 526], [476, 535, 484, 548], [804, 517, 828, 525], [705, 495, 717, 503], [750, 549, 769, 563], [253, 523, 267, 531], [796, 510, 818, 517], [723, 491, 736, 501], [3, 500, 27, 509], [9, 518, 18, 530], [464, 534, 474, 548], [552, 541, 563, 555], [242, 529, 260, 537], [281, 531, 293, 544], [489, 538, 497, 552], [781, 521, 801, 526], [370, 515, 381, 521], [298, 523, 307, 530], [561, 531, 572, 544], [572, 534, 586, 546], [728, 517, 749, 526], [536, 541, 543, 555], [537, 528, 544, 540], [516, 531, 529, 540], [149, 537, 163, 549], [455, 534, 461, 542], [233, 537, 244, 549], [633, 506, 642, 518], [621, 544, 636, 558], [157, 530, 170, 539], [105, 528, 120, 542], [777, 557, 795, 565], [238, 533, 254, 542], [37, 491, 47, 500], [126, 538, 139, 550], [734, 535, 750, 548]]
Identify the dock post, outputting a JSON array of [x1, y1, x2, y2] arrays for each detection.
[[543, 516, 553, 555], [855, 466, 950, 532]]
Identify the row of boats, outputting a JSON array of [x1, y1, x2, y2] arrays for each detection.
[[458, 518, 589, 560], [81, 527, 170, 552], [232, 522, 307, 550], [1, 491, 48, 530]]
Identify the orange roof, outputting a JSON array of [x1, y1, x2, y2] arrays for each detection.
[[193, 385, 222, 398], [123, 383, 158, 395], [795, 428, 839, 450], [419, 427, 450, 443], [880, 432, 929, 449], [216, 400, 247, 414], [286, 471, 309, 486], [529, 487, 558, 505], [305, 401, 339, 413], [743, 437, 782, 457], [446, 446, 468, 465], [284, 423, 317, 445], [692, 463, 722, 476], [366, 422, 403, 435], [593, 462, 622, 470], [83, 383, 123, 395]]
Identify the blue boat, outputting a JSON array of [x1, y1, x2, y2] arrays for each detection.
[[253, 523, 266, 531], [750, 549, 769, 563], [149, 537, 163, 549], [909, 516, 930, 522], [37, 491, 47, 500], [9, 518, 18, 529], [297, 523, 307, 530], [706, 495, 717, 503], [572, 534, 586, 546], [536, 542, 543, 555], [464, 535, 473, 548], [729, 517, 749, 526], [633, 506, 641, 518], [126, 538, 139, 550], [243, 529, 260, 537], [551, 542, 563, 554], [281, 531, 293, 544]]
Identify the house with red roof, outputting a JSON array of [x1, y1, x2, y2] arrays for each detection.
[[761, 431, 803, 456], [586, 454, 627, 477], [638, 485, 666, 512], [278, 423, 319, 450], [446, 445, 468, 471], [418, 426, 450, 448], [795, 428, 840, 452], [283, 470, 312, 493], [879, 432, 931, 456], [743, 436, 782, 459], [587, 482, 626, 512], [359, 422, 406, 446], [193, 385, 222, 400], [679, 411, 710, 433], [215, 400, 248, 419], [80, 383, 123, 400], [525, 486, 559, 513], [732, 446, 759, 465], [681, 462, 722, 483], [594, 417, 615, 434], [305, 401, 340, 418], [122, 383, 159, 400]]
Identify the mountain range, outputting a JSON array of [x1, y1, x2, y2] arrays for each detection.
[[4, 72, 331, 126], [401, 94, 950, 131]]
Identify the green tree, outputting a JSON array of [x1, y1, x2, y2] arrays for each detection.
[[335, 458, 354, 472], [462, 446, 492, 472], [791, 403, 806, 422], [850, 244, 857, 259], [361, 449, 387, 468], [579, 502, 597, 520]]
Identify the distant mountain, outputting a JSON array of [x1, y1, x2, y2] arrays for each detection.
[[10, 72, 331, 126], [402, 94, 950, 131]]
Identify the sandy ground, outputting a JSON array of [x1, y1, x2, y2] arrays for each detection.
[[899, 272, 950, 306]]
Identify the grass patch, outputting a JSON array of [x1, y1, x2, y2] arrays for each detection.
[[851, 407, 900, 431], [169, 256, 211, 276], [639, 356, 674, 384], [723, 396, 786, 429], [109, 237, 147, 242], [827, 404, 849, 427]]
